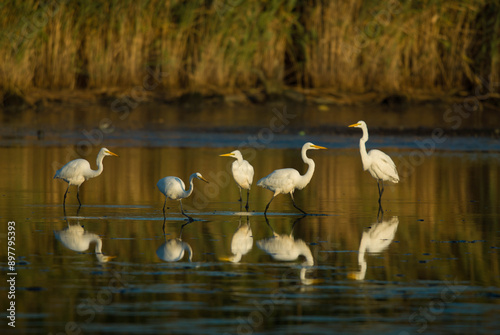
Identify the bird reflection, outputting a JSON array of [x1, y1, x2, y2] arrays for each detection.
[[156, 222, 193, 262], [258, 216, 319, 285], [348, 215, 399, 280], [257, 216, 313, 266], [220, 216, 253, 263], [54, 218, 115, 263]]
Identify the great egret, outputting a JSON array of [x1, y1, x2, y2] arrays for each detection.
[[349, 121, 399, 204], [220, 150, 254, 210], [348, 216, 399, 280], [54, 147, 118, 207], [220, 216, 253, 263], [157, 172, 209, 221], [54, 221, 116, 263], [257, 142, 326, 215]]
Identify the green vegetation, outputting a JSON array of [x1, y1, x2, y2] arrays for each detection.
[[0, 0, 498, 99]]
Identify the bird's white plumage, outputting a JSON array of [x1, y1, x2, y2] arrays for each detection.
[[365, 149, 399, 183], [53, 147, 118, 206], [157, 172, 208, 201], [257, 142, 326, 214], [257, 168, 302, 194], [157, 176, 188, 200], [54, 159, 92, 186], [349, 121, 399, 183], [231, 159, 254, 190]]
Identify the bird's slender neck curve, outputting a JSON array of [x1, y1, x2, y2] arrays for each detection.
[[358, 125, 371, 170], [184, 174, 197, 198], [89, 151, 106, 179], [297, 147, 315, 189]]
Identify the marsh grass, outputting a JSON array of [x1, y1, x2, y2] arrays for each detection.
[[0, 0, 497, 99]]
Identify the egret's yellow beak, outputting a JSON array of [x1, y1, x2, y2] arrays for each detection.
[[349, 123, 360, 128], [106, 150, 119, 157], [219, 153, 234, 157], [199, 176, 209, 183], [219, 256, 232, 262], [312, 145, 327, 150]]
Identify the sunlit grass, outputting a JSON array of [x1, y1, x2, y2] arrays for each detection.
[[0, 0, 497, 98]]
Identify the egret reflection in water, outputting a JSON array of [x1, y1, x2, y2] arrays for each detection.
[[257, 216, 313, 266], [156, 222, 193, 262], [258, 216, 320, 285], [220, 216, 253, 263], [348, 215, 399, 280], [54, 218, 116, 263]]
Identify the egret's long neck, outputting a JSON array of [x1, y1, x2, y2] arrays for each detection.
[[89, 152, 106, 179], [184, 174, 196, 198], [297, 147, 315, 189], [359, 126, 371, 171]]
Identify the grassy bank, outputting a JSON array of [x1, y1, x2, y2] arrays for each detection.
[[0, 0, 498, 101]]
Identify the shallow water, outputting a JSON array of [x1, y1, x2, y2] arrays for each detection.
[[1, 139, 499, 334], [1, 102, 500, 334]]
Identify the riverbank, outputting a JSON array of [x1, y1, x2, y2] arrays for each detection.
[[3, 86, 500, 112]]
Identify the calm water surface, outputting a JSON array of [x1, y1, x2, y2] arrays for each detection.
[[1, 104, 500, 334]]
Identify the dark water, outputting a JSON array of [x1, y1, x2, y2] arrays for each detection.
[[1, 103, 500, 334]]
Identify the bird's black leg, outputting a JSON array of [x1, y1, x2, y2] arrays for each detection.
[[245, 189, 250, 211], [378, 180, 385, 205], [264, 195, 276, 216], [162, 199, 167, 216], [290, 193, 307, 215], [179, 200, 194, 222], [238, 187, 242, 203], [76, 186, 82, 207], [377, 180, 382, 205]]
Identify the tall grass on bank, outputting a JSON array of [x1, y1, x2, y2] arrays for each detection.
[[0, 0, 498, 98]]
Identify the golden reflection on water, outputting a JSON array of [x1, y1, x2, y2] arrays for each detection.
[[0, 145, 499, 333]]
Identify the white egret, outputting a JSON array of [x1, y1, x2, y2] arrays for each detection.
[[349, 121, 399, 204], [54, 147, 118, 207], [157, 172, 209, 221], [220, 217, 253, 263], [257, 142, 326, 215], [348, 216, 399, 280], [220, 150, 254, 210], [54, 221, 116, 263]]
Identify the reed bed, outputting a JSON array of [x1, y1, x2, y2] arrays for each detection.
[[0, 0, 497, 99]]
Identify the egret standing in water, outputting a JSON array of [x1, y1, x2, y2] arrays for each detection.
[[257, 142, 326, 215], [220, 150, 254, 210], [157, 173, 209, 221], [349, 121, 399, 205], [54, 147, 118, 208]]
